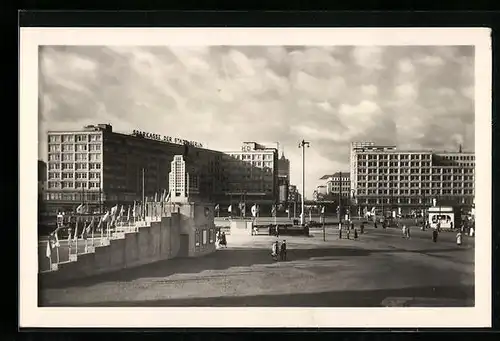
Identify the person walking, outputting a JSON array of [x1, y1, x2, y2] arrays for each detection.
[[432, 228, 438, 243], [406, 225, 411, 239], [402, 225, 407, 238], [271, 240, 279, 261], [280, 240, 287, 261], [456, 230, 463, 246], [275, 225, 280, 238]]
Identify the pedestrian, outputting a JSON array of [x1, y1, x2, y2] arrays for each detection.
[[220, 232, 227, 248], [271, 240, 279, 261], [280, 240, 287, 261], [346, 229, 350, 240], [456, 230, 463, 246], [469, 226, 475, 237], [406, 225, 411, 239], [374, 222, 378, 229], [275, 225, 280, 238], [360, 222, 365, 234], [354, 229, 358, 240], [268, 225, 272, 236], [351, 221, 354, 230], [432, 228, 438, 243], [402, 225, 407, 238], [339, 227, 342, 239]]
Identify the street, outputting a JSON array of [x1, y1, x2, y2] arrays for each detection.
[[38, 223, 474, 307]]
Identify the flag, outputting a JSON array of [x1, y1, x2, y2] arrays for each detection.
[[76, 204, 84, 214], [110, 205, 118, 216], [228, 205, 232, 213], [127, 206, 131, 221], [321, 206, 325, 214], [73, 221, 79, 241], [132, 202, 137, 218], [119, 205, 125, 217], [251, 204, 258, 217], [154, 192, 158, 202], [271, 204, 276, 217], [46, 241, 51, 259], [215, 204, 219, 212]]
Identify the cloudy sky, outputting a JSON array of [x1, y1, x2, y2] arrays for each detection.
[[38, 45, 474, 198]]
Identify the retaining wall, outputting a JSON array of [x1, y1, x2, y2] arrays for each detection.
[[39, 213, 181, 285]]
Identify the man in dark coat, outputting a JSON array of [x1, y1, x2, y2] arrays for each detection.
[[280, 240, 287, 261]]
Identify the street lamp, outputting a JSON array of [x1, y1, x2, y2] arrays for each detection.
[[298, 140, 310, 226]]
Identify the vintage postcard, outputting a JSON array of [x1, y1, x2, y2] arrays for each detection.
[[19, 27, 491, 328]]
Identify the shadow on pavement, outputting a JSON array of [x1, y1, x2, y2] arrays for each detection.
[[43, 284, 475, 307], [41, 244, 474, 290], [41, 247, 372, 289]]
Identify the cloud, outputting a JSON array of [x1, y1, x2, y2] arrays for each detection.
[[38, 45, 474, 198]]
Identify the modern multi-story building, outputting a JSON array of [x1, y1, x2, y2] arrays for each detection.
[[45, 125, 281, 214], [45, 124, 226, 213], [222, 142, 279, 211], [350, 142, 475, 213], [38, 160, 47, 213]]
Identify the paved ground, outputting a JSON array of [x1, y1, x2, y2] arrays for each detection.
[[38, 223, 474, 307]]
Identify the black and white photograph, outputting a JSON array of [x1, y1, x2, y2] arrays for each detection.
[[20, 28, 491, 328]]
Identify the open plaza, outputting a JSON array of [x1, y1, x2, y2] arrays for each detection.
[[39, 220, 474, 307]]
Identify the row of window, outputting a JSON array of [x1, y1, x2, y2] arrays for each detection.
[[48, 172, 101, 180], [46, 192, 103, 201], [356, 189, 474, 195], [357, 175, 474, 181], [356, 154, 474, 161], [48, 162, 102, 170], [48, 143, 101, 152], [229, 153, 274, 161], [357, 182, 474, 188], [48, 134, 102, 143], [47, 181, 101, 189], [48, 153, 102, 162], [357, 168, 474, 175], [355, 197, 473, 205], [357, 154, 432, 160]]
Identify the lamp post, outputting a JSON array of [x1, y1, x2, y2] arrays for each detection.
[[298, 140, 310, 226]]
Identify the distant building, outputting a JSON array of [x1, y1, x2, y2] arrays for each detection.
[[326, 172, 351, 198], [222, 142, 279, 211], [350, 141, 475, 213]]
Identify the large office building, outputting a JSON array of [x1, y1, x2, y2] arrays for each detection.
[[45, 125, 281, 214], [350, 142, 475, 213], [45, 124, 226, 213]]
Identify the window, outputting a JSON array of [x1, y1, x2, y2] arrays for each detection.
[[75, 163, 87, 170], [48, 135, 61, 143], [62, 153, 73, 161], [48, 154, 60, 161], [48, 144, 60, 152], [75, 172, 87, 179], [48, 163, 60, 170], [89, 153, 101, 161], [89, 144, 101, 151], [62, 172, 73, 179], [61, 163, 73, 170], [89, 134, 101, 142], [75, 144, 87, 152], [61, 181, 74, 188], [48, 172, 60, 179], [89, 172, 101, 179], [62, 135, 73, 143], [75, 134, 87, 143], [89, 163, 101, 170], [75, 153, 87, 161]]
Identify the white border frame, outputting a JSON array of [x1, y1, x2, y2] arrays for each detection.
[[20, 27, 491, 328]]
